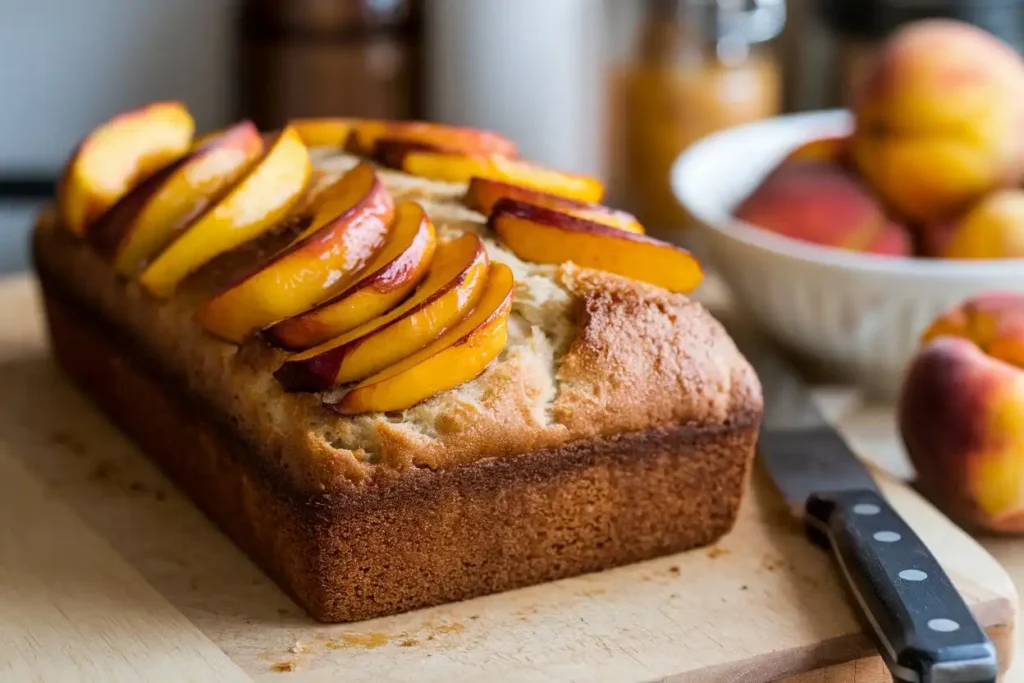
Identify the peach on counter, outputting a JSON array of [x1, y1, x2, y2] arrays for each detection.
[[735, 161, 889, 252], [463, 177, 643, 233], [196, 162, 393, 343], [334, 262, 514, 414], [900, 293, 1024, 531], [139, 126, 311, 298], [274, 233, 488, 391], [490, 199, 703, 294], [263, 201, 436, 350], [89, 121, 264, 275], [346, 120, 518, 158], [851, 20, 1024, 223], [58, 101, 195, 236], [391, 151, 605, 204], [943, 190, 1024, 259]]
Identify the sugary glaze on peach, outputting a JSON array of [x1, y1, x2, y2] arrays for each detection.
[[34, 149, 761, 492]]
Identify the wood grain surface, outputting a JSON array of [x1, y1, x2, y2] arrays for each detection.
[[0, 274, 1016, 683]]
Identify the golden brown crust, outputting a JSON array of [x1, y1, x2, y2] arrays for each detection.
[[40, 279, 759, 621], [30, 150, 762, 496], [554, 265, 760, 437]]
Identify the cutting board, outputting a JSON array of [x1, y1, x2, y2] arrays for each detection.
[[0, 274, 1017, 683]]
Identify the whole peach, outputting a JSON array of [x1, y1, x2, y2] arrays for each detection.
[[784, 135, 850, 166], [735, 161, 887, 251], [944, 190, 1024, 258], [866, 222, 913, 257], [852, 20, 1024, 223], [900, 294, 1024, 531]]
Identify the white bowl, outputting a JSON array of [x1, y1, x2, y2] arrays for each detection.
[[671, 109, 1024, 399]]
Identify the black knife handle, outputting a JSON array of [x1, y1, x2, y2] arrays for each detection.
[[805, 489, 997, 683]]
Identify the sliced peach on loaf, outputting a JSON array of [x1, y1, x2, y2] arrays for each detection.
[[89, 121, 264, 275], [275, 233, 488, 391], [264, 201, 436, 350], [490, 199, 703, 294], [85, 157, 192, 258], [386, 150, 604, 203], [464, 177, 643, 233], [347, 120, 518, 158], [138, 126, 311, 298], [58, 101, 195, 236], [196, 162, 393, 343], [291, 118, 360, 148], [333, 262, 514, 414], [371, 139, 460, 170]]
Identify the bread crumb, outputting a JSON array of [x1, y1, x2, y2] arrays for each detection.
[[290, 641, 305, 654], [706, 546, 729, 559], [325, 632, 389, 649], [433, 622, 464, 635], [270, 660, 296, 672], [668, 565, 681, 575], [399, 638, 418, 647]]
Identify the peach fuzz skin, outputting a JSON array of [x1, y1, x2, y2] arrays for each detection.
[[900, 294, 1024, 531], [851, 20, 1024, 223], [943, 190, 1024, 259], [734, 161, 889, 252]]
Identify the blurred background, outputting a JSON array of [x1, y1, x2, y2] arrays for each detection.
[[4, 0, 1023, 273]]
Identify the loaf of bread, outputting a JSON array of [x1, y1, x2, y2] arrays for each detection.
[[33, 149, 762, 622]]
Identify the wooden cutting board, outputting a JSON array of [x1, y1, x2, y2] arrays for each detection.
[[0, 274, 1016, 683]]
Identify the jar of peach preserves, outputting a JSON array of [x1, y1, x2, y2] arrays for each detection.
[[608, 0, 785, 241]]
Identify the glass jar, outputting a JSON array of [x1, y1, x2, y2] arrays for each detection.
[[608, 0, 785, 241]]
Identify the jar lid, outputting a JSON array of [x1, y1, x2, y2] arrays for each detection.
[[817, 0, 1024, 40]]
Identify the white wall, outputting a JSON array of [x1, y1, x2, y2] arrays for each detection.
[[0, 0, 235, 173]]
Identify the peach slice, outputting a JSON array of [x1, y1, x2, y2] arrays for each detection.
[[333, 262, 514, 414], [371, 138, 459, 170], [347, 120, 518, 158], [264, 201, 437, 350], [275, 233, 488, 391], [196, 162, 393, 343], [464, 177, 643, 233], [291, 117, 360, 148], [138, 126, 311, 298], [490, 199, 703, 293], [59, 101, 195, 236], [391, 151, 605, 203], [89, 121, 264, 275]]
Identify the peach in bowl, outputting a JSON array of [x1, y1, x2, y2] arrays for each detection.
[[671, 109, 1024, 399]]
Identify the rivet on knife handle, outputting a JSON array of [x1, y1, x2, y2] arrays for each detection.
[[805, 489, 998, 683]]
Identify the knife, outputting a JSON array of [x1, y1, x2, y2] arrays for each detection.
[[743, 338, 998, 683]]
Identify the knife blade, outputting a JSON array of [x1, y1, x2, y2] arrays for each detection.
[[739, 336, 998, 683]]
